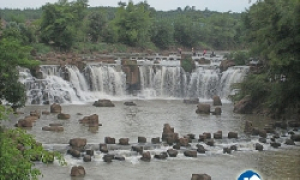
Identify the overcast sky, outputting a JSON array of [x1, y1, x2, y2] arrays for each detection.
[[1, 0, 256, 12]]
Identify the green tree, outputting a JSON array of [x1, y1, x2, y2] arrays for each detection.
[[113, 1, 153, 47], [87, 11, 108, 42], [151, 19, 174, 49], [0, 38, 39, 109], [237, 0, 300, 116], [0, 35, 65, 180], [39, 0, 88, 50]]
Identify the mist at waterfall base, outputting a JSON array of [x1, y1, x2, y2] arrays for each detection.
[[16, 60, 300, 180]]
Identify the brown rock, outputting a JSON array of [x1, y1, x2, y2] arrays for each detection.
[[79, 114, 99, 127], [69, 138, 87, 151], [50, 103, 62, 113], [233, 95, 253, 114], [191, 174, 211, 180], [196, 103, 210, 114], [212, 107, 222, 115], [93, 99, 115, 107], [119, 138, 129, 145], [140, 151, 151, 162], [42, 126, 64, 132], [212, 96, 222, 106], [105, 137, 115, 144], [70, 166, 85, 176], [57, 113, 70, 120], [228, 132, 238, 139]]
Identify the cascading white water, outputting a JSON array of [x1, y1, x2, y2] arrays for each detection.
[[20, 60, 249, 104], [139, 65, 185, 98], [186, 66, 220, 99], [219, 66, 249, 98], [85, 65, 126, 96]]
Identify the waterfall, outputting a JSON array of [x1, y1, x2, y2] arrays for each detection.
[[219, 66, 249, 98], [20, 60, 249, 104], [85, 65, 126, 96], [186, 66, 220, 99], [139, 65, 186, 98]]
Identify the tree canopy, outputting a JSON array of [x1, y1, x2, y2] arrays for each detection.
[[236, 0, 300, 116]]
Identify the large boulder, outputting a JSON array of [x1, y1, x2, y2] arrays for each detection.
[[162, 124, 178, 143], [103, 154, 114, 162], [285, 139, 295, 145], [83, 155, 91, 162], [50, 103, 62, 113], [213, 131, 222, 139], [212, 96, 222, 106], [291, 134, 300, 141], [191, 174, 211, 180], [42, 126, 64, 132], [228, 132, 238, 139], [132, 145, 143, 154], [154, 152, 168, 160], [79, 114, 99, 127], [255, 143, 263, 151], [100, 144, 108, 153], [67, 149, 81, 158], [140, 151, 151, 162], [196, 103, 211, 114], [151, 137, 160, 144], [16, 118, 33, 127], [184, 150, 197, 157], [93, 99, 115, 107], [105, 137, 116, 144], [211, 107, 222, 115], [196, 144, 207, 154], [119, 138, 129, 145], [57, 113, 70, 120], [167, 149, 178, 157], [233, 95, 254, 114], [138, 136, 147, 143], [70, 166, 85, 176], [205, 139, 214, 146], [69, 138, 87, 151]]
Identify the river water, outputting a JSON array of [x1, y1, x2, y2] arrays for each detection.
[[12, 100, 300, 180]]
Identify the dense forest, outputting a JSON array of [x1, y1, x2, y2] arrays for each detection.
[[0, 0, 300, 179], [0, 0, 247, 53]]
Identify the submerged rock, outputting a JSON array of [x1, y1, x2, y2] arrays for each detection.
[[93, 99, 115, 107]]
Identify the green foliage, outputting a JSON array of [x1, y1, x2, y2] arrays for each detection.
[[87, 11, 108, 42], [151, 19, 174, 49], [225, 51, 249, 65], [31, 43, 52, 54], [0, 38, 40, 108], [236, 0, 300, 116], [231, 73, 270, 103], [40, 0, 88, 50], [112, 1, 153, 47], [181, 58, 195, 73], [0, 122, 66, 180]]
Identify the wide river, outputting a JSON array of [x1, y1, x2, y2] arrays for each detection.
[[11, 100, 300, 180]]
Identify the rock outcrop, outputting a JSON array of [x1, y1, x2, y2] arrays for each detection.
[[93, 99, 115, 107]]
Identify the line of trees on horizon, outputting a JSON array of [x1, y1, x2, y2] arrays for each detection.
[[0, 0, 249, 53]]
